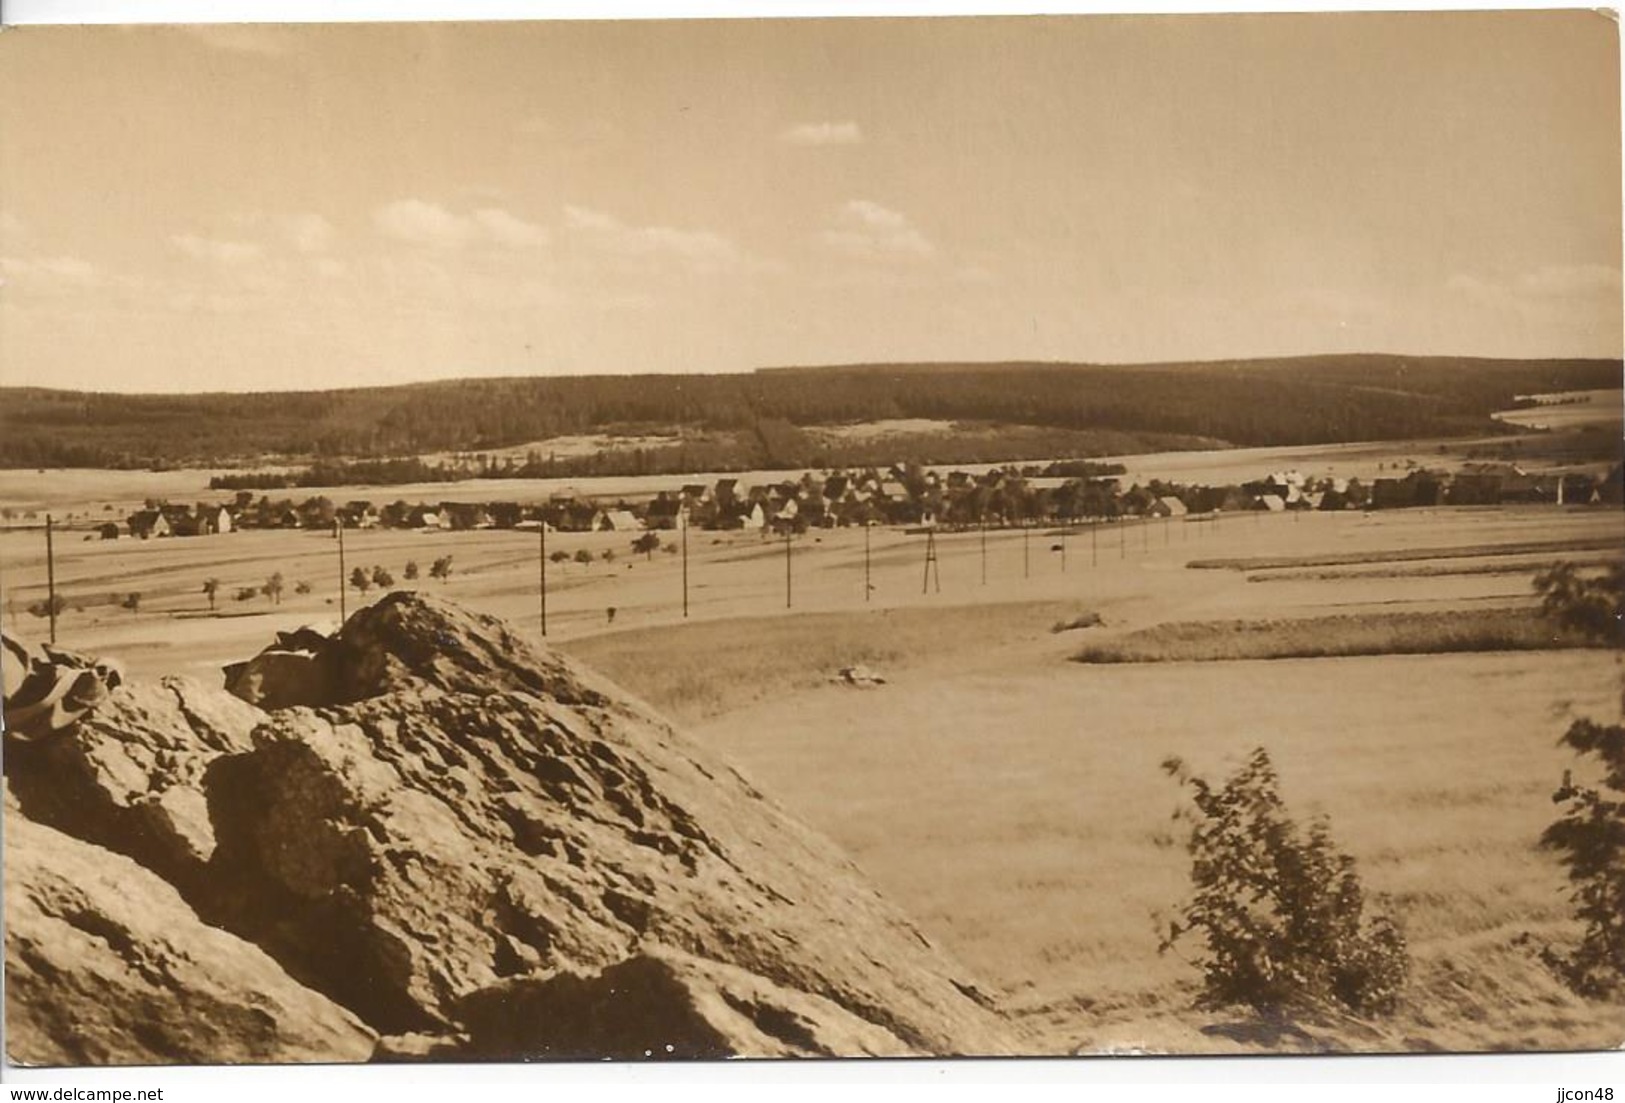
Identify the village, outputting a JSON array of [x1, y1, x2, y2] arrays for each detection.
[[98, 458, 1625, 542]]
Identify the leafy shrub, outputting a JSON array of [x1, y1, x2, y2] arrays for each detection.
[[1533, 560, 1625, 998], [1160, 748, 1408, 1015]]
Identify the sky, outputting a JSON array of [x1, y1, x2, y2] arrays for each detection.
[[0, 9, 1620, 393]]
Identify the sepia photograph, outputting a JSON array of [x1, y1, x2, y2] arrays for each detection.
[[0, 1, 1622, 1081]]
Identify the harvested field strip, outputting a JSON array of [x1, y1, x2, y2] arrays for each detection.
[[1187, 536, 1620, 572], [1071, 608, 1599, 664], [1245, 556, 1620, 583]]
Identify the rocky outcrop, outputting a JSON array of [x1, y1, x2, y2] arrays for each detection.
[[5, 592, 1020, 1062], [6, 677, 260, 897], [457, 948, 912, 1060], [5, 807, 376, 1066]]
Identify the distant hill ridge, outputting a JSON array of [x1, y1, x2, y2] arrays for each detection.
[[1, 354, 1617, 470]]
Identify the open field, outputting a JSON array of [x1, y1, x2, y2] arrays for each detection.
[[1493, 389, 1624, 431], [2, 457, 1623, 1054]]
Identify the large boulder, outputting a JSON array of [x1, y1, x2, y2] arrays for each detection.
[[198, 592, 1016, 1055], [5, 808, 376, 1066], [5, 677, 261, 896]]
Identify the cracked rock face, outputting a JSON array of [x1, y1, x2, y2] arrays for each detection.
[[6, 592, 1018, 1061], [4, 808, 376, 1066]]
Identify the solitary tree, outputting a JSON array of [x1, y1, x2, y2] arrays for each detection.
[[601, 548, 617, 564], [403, 560, 419, 581], [350, 565, 373, 596], [573, 549, 593, 567], [294, 580, 312, 595], [202, 577, 220, 611], [372, 565, 395, 589], [263, 572, 285, 606], [549, 549, 571, 565], [121, 592, 141, 613], [1159, 748, 1408, 1016], [632, 532, 661, 560], [429, 555, 454, 584]]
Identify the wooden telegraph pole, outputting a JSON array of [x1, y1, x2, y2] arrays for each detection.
[[979, 516, 987, 586], [921, 527, 941, 593], [864, 521, 872, 602], [783, 527, 793, 609], [681, 508, 689, 619], [45, 514, 57, 645], [538, 520, 548, 637], [336, 517, 347, 623]]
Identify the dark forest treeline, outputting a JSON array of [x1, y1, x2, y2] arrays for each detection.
[[3, 354, 1618, 471]]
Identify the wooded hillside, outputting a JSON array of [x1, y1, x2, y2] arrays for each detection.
[[1, 354, 1616, 470]]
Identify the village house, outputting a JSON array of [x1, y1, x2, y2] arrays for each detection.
[[127, 509, 171, 539]]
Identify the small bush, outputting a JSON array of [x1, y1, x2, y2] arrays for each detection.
[[1160, 748, 1408, 1015]]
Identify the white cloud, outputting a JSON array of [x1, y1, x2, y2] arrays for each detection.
[[1448, 264, 1624, 311], [820, 199, 935, 261], [170, 234, 264, 265], [0, 255, 103, 288], [284, 214, 334, 254], [778, 121, 863, 147], [373, 200, 474, 249], [474, 208, 550, 249], [374, 199, 548, 251], [562, 205, 749, 273], [1517, 263, 1623, 299]]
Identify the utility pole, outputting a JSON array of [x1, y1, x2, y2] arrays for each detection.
[[1023, 520, 1030, 579], [922, 527, 941, 593], [44, 514, 57, 645], [979, 517, 987, 586], [336, 517, 346, 623], [784, 527, 792, 609], [538, 521, 548, 637], [864, 522, 872, 602], [681, 508, 689, 619]]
